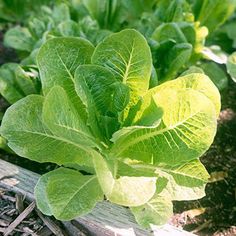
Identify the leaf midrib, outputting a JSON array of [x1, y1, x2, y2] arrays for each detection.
[[113, 110, 203, 156], [146, 202, 162, 217], [56, 49, 75, 82], [123, 43, 135, 84], [160, 167, 206, 182], [132, 163, 206, 182], [55, 122, 95, 141], [57, 176, 96, 217], [11, 129, 93, 152]]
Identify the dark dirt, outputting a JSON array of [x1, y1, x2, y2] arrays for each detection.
[[0, 189, 66, 235], [172, 79, 236, 236], [0, 150, 58, 175]]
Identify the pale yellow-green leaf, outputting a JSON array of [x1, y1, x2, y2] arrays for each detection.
[[0, 95, 97, 167], [37, 37, 94, 121], [157, 159, 209, 200], [92, 29, 152, 120], [131, 194, 173, 228], [111, 88, 217, 165], [93, 153, 157, 206], [132, 73, 220, 125], [46, 168, 103, 220], [43, 86, 98, 148]]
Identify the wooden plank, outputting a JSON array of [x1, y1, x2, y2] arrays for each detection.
[[0, 159, 196, 236]]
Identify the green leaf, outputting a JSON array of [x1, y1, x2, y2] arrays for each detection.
[[152, 23, 188, 44], [227, 52, 236, 83], [157, 159, 209, 200], [93, 153, 157, 206], [129, 158, 209, 201], [14, 66, 38, 95], [0, 95, 97, 167], [200, 62, 228, 90], [111, 88, 217, 166], [167, 73, 221, 116], [115, 0, 157, 29], [0, 63, 25, 104], [92, 29, 152, 120], [194, 0, 236, 33], [163, 43, 192, 81], [35, 170, 59, 216], [43, 86, 98, 148], [155, 0, 192, 22], [181, 66, 204, 76], [46, 168, 103, 220], [4, 26, 34, 52], [0, 0, 54, 22], [112, 83, 130, 113], [74, 65, 124, 140], [75, 65, 119, 115], [179, 22, 196, 45], [52, 3, 70, 25], [74, 64, 130, 138], [87, 29, 112, 46], [133, 97, 163, 127], [82, 0, 155, 30], [131, 194, 173, 228], [28, 18, 46, 39], [0, 63, 40, 104], [35, 168, 103, 220], [149, 66, 158, 89], [82, 0, 110, 28], [57, 20, 80, 37], [224, 22, 236, 48], [37, 37, 95, 121], [132, 73, 221, 123], [0, 135, 13, 154], [114, 160, 157, 178]]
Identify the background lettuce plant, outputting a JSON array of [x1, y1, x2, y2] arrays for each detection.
[[0, 29, 220, 227], [0, 3, 82, 105], [227, 52, 236, 82], [3, 3, 80, 64], [1, 0, 235, 105], [0, 0, 53, 23], [0, 63, 40, 104]]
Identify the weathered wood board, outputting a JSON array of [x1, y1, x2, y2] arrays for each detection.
[[0, 159, 196, 236]]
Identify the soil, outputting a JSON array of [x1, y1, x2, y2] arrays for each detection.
[[0, 188, 69, 235]]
